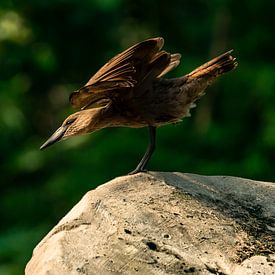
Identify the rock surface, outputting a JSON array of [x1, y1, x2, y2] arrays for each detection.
[[25, 172, 275, 275]]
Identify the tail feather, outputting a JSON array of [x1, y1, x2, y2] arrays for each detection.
[[179, 50, 237, 106], [188, 50, 237, 79]]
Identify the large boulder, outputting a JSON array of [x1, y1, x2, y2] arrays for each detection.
[[25, 172, 275, 275]]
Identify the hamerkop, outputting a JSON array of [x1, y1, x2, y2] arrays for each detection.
[[40, 37, 237, 174]]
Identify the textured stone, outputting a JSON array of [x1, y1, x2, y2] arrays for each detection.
[[26, 172, 275, 275]]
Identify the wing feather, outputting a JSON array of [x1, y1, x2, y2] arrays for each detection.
[[158, 53, 181, 77], [86, 37, 164, 86], [69, 37, 181, 110]]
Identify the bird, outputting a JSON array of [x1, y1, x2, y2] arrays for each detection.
[[40, 37, 237, 174]]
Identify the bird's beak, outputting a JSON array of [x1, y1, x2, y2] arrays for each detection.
[[40, 126, 67, 150]]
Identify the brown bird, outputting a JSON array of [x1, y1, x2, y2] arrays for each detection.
[[40, 37, 237, 174]]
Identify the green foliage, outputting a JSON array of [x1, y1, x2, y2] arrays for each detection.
[[0, 0, 274, 273]]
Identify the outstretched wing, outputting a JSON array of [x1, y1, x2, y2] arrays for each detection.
[[70, 37, 181, 110], [86, 38, 164, 86]]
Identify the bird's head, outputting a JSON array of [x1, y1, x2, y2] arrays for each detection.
[[40, 108, 105, 150]]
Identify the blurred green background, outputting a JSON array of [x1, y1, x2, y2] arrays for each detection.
[[0, 0, 274, 273]]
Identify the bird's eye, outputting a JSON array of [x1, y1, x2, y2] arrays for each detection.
[[65, 118, 76, 125]]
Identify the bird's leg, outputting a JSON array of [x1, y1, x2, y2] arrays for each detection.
[[128, 126, 156, 175]]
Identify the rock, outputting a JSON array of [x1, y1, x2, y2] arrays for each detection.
[[25, 172, 275, 275]]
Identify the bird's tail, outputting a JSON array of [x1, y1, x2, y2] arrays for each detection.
[[187, 50, 237, 80]]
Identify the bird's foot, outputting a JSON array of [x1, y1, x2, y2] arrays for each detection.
[[128, 168, 148, 175]]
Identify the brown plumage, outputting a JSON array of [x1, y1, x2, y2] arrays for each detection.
[[40, 37, 237, 174]]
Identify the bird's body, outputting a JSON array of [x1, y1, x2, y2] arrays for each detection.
[[41, 37, 237, 174], [87, 77, 200, 130]]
